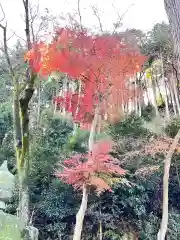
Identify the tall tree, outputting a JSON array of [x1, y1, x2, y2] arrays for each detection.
[[0, 1, 38, 238], [164, 0, 180, 66]]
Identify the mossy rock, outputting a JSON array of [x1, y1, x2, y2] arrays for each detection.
[[0, 211, 24, 240]]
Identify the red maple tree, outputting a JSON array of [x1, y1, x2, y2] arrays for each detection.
[[25, 28, 147, 129], [56, 140, 126, 193]]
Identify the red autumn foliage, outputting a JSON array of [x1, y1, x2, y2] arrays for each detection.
[[25, 28, 147, 128], [56, 140, 126, 192]]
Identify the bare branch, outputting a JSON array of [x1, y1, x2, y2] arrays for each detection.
[[0, 21, 15, 78], [91, 6, 103, 33], [112, 3, 134, 33], [29, 1, 39, 42], [22, 0, 26, 8], [22, 0, 31, 49], [0, 3, 5, 22], [10, 30, 26, 43], [7, 32, 15, 41]]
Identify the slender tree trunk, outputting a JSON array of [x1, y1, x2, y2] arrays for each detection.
[[73, 105, 99, 240], [157, 130, 180, 240], [155, 72, 163, 107], [73, 80, 82, 135], [99, 204, 103, 240], [88, 106, 99, 152], [171, 74, 180, 115], [151, 70, 159, 116], [145, 79, 151, 105], [134, 77, 138, 114], [36, 80, 41, 127], [62, 78, 68, 116], [73, 185, 88, 240], [160, 54, 170, 119], [169, 80, 177, 115]]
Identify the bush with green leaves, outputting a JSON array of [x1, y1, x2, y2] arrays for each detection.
[[0, 102, 13, 144], [109, 114, 149, 140], [165, 117, 180, 138]]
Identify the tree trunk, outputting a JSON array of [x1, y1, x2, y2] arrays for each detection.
[[36, 80, 41, 127], [157, 129, 180, 240], [0, 1, 38, 238], [18, 77, 35, 225], [169, 80, 177, 115], [73, 80, 82, 135], [151, 70, 159, 116], [134, 77, 138, 115], [19, 170, 29, 225], [99, 205, 103, 240], [160, 54, 170, 119], [73, 185, 88, 240], [73, 106, 99, 240], [171, 74, 180, 115], [144, 76, 151, 105], [164, 0, 180, 67]]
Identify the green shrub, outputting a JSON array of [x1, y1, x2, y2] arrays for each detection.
[[165, 117, 180, 138]]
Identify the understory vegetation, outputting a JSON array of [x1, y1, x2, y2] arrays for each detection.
[[1, 0, 180, 240]]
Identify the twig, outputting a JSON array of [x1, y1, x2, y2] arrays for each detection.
[[7, 32, 15, 41], [11, 30, 26, 43], [112, 3, 135, 34], [91, 6, 103, 33], [0, 3, 5, 22]]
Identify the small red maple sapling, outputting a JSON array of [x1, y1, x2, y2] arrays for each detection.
[[56, 139, 126, 240], [56, 139, 126, 193]]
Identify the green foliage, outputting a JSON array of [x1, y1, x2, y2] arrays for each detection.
[[0, 102, 14, 168], [109, 114, 149, 139], [165, 117, 180, 138], [138, 213, 159, 240], [104, 230, 122, 240], [66, 127, 89, 152], [28, 116, 79, 239], [141, 104, 156, 121], [0, 102, 13, 143], [29, 116, 73, 192], [141, 22, 172, 57]]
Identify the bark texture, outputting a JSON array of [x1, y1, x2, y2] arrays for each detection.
[[164, 0, 180, 64], [73, 185, 88, 240]]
